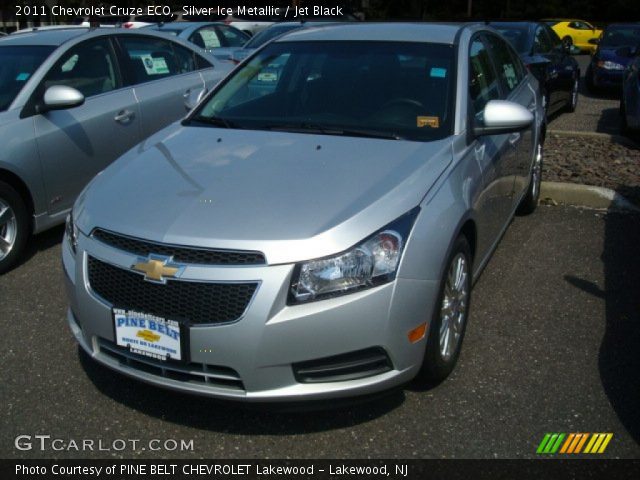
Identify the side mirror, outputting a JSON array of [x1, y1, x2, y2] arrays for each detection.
[[40, 85, 84, 112], [473, 100, 534, 137], [184, 87, 207, 111]]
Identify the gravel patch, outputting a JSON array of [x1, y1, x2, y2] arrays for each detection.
[[543, 133, 640, 206]]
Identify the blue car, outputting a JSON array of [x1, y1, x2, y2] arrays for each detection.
[[490, 22, 580, 116], [621, 48, 640, 137], [145, 22, 250, 61], [587, 23, 640, 91]]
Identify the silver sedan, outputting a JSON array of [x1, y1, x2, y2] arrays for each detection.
[[0, 27, 231, 273], [64, 23, 545, 402]]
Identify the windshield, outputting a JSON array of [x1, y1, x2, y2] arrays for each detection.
[[194, 41, 455, 142], [0, 45, 55, 112], [244, 25, 303, 49], [600, 26, 640, 47], [492, 25, 531, 55]]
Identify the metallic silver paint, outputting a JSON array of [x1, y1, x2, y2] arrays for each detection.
[[65, 23, 545, 401]]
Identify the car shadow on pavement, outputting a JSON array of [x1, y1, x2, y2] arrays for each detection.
[[9, 225, 64, 272], [564, 209, 640, 445], [596, 107, 623, 136], [77, 348, 406, 434]]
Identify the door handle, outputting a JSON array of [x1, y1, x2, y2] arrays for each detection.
[[508, 133, 521, 146], [114, 110, 134, 123]]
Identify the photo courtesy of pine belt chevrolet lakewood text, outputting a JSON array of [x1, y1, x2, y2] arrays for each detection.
[[62, 23, 545, 401]]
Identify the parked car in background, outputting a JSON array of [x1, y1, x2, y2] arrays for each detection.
[[621, 47, 640, 137], [587, 23, 640, 91], [491, 21, 580, 115], [223, 8, 278, 36], [230, 21, 339, 63], [0, 28, 232, 273], [64, 23, 544, 402], [543, 19, 602, 54], [146, 22, 250, 61]]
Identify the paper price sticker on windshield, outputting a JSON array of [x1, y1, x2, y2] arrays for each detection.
[[417, 116, 440, 128]]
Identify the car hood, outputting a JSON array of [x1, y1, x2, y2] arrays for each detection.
[[596, 47, 633, 65], [76, 123, 452, 264]]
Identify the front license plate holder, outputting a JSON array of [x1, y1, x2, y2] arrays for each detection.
[[113, 308, 184, 362]]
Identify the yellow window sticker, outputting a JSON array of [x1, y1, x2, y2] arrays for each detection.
[[417, 116, 440, 128]]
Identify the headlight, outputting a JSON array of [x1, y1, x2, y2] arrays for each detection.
[[597, 60, 624, 71], [65, 212, 77, 254], [289, 208, 419, 304]]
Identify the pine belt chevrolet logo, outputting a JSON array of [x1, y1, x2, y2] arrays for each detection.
[[132, 255, 182, 283]]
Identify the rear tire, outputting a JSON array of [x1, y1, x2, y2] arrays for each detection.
[[0, 181, 29, 274], [419, 235, 472, 383], [517, 139, 543, 215]]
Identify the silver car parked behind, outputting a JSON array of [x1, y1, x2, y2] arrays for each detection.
[[0, 27, 231, 272], [64, 23, 545, 402]]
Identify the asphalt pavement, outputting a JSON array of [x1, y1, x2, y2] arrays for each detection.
[[2, 205, 639, 459], [548, 55, 623, 135]]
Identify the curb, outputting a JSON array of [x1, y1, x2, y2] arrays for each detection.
[[540, 182, 640, 212], [547, 129, 639, 149]]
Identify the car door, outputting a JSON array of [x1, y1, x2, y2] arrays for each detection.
[[484, 33, 536, 211], [32, 36, 141, 214], [485, 33, 537, 203], [116, 35, 207, 139], [532, 25, 563, 110], [467, 36, 515, 258], [545, 25, 575, 103]]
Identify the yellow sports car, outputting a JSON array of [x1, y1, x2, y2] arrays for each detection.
[[543, 19, 603, 54]]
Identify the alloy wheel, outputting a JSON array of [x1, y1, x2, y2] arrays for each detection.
[[0, 199, 17, 261], [571, 78, 579, 110], [439, 253, 469, 361]]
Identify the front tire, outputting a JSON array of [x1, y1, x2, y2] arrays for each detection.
[[566, 73, 579, 113], [420, 235, 472, 383], [0, 181, 29, 274], [517, 139, 543, 215]]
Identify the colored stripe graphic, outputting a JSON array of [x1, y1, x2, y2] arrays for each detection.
[[537, 433, 613, 454]]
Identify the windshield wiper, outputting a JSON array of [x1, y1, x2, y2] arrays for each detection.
[[263, 123, 403, 140], [188, 116, 239, 129]]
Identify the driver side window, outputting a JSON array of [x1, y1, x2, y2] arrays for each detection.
[[469, 38, 500, 114], [43, 38, 118, 98]]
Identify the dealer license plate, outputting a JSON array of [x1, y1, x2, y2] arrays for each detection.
[[113, 309, 182, 361]]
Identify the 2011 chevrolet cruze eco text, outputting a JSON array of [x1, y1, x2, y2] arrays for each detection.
[[64, 23, 545, 402]]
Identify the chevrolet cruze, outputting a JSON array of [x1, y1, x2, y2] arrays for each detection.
[[64, 23, 545, 402]]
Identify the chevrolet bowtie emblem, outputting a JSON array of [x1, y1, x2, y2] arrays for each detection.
[[132, 256, 181, 283]]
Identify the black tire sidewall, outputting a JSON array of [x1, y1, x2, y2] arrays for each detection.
[[420, 235, 472, 383], [0, 181, 29, 274], [518, 140, 543, 215]]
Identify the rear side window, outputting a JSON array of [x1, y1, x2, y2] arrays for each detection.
[[469, 38, 500, 112], [43, 38, 118, 98], [217, 26, 248, 47], [484, 34, 523, 94], [119, 36, 196, 85], [190, 27, 221, 49]]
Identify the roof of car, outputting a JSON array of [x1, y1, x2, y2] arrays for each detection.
[[275, 22, 467, 44], [147, 21, 224, 32], [1, 27, 91, 46]]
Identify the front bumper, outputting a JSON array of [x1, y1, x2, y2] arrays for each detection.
[[592, 67, 624, 88], [63, 230, 438, 402]]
